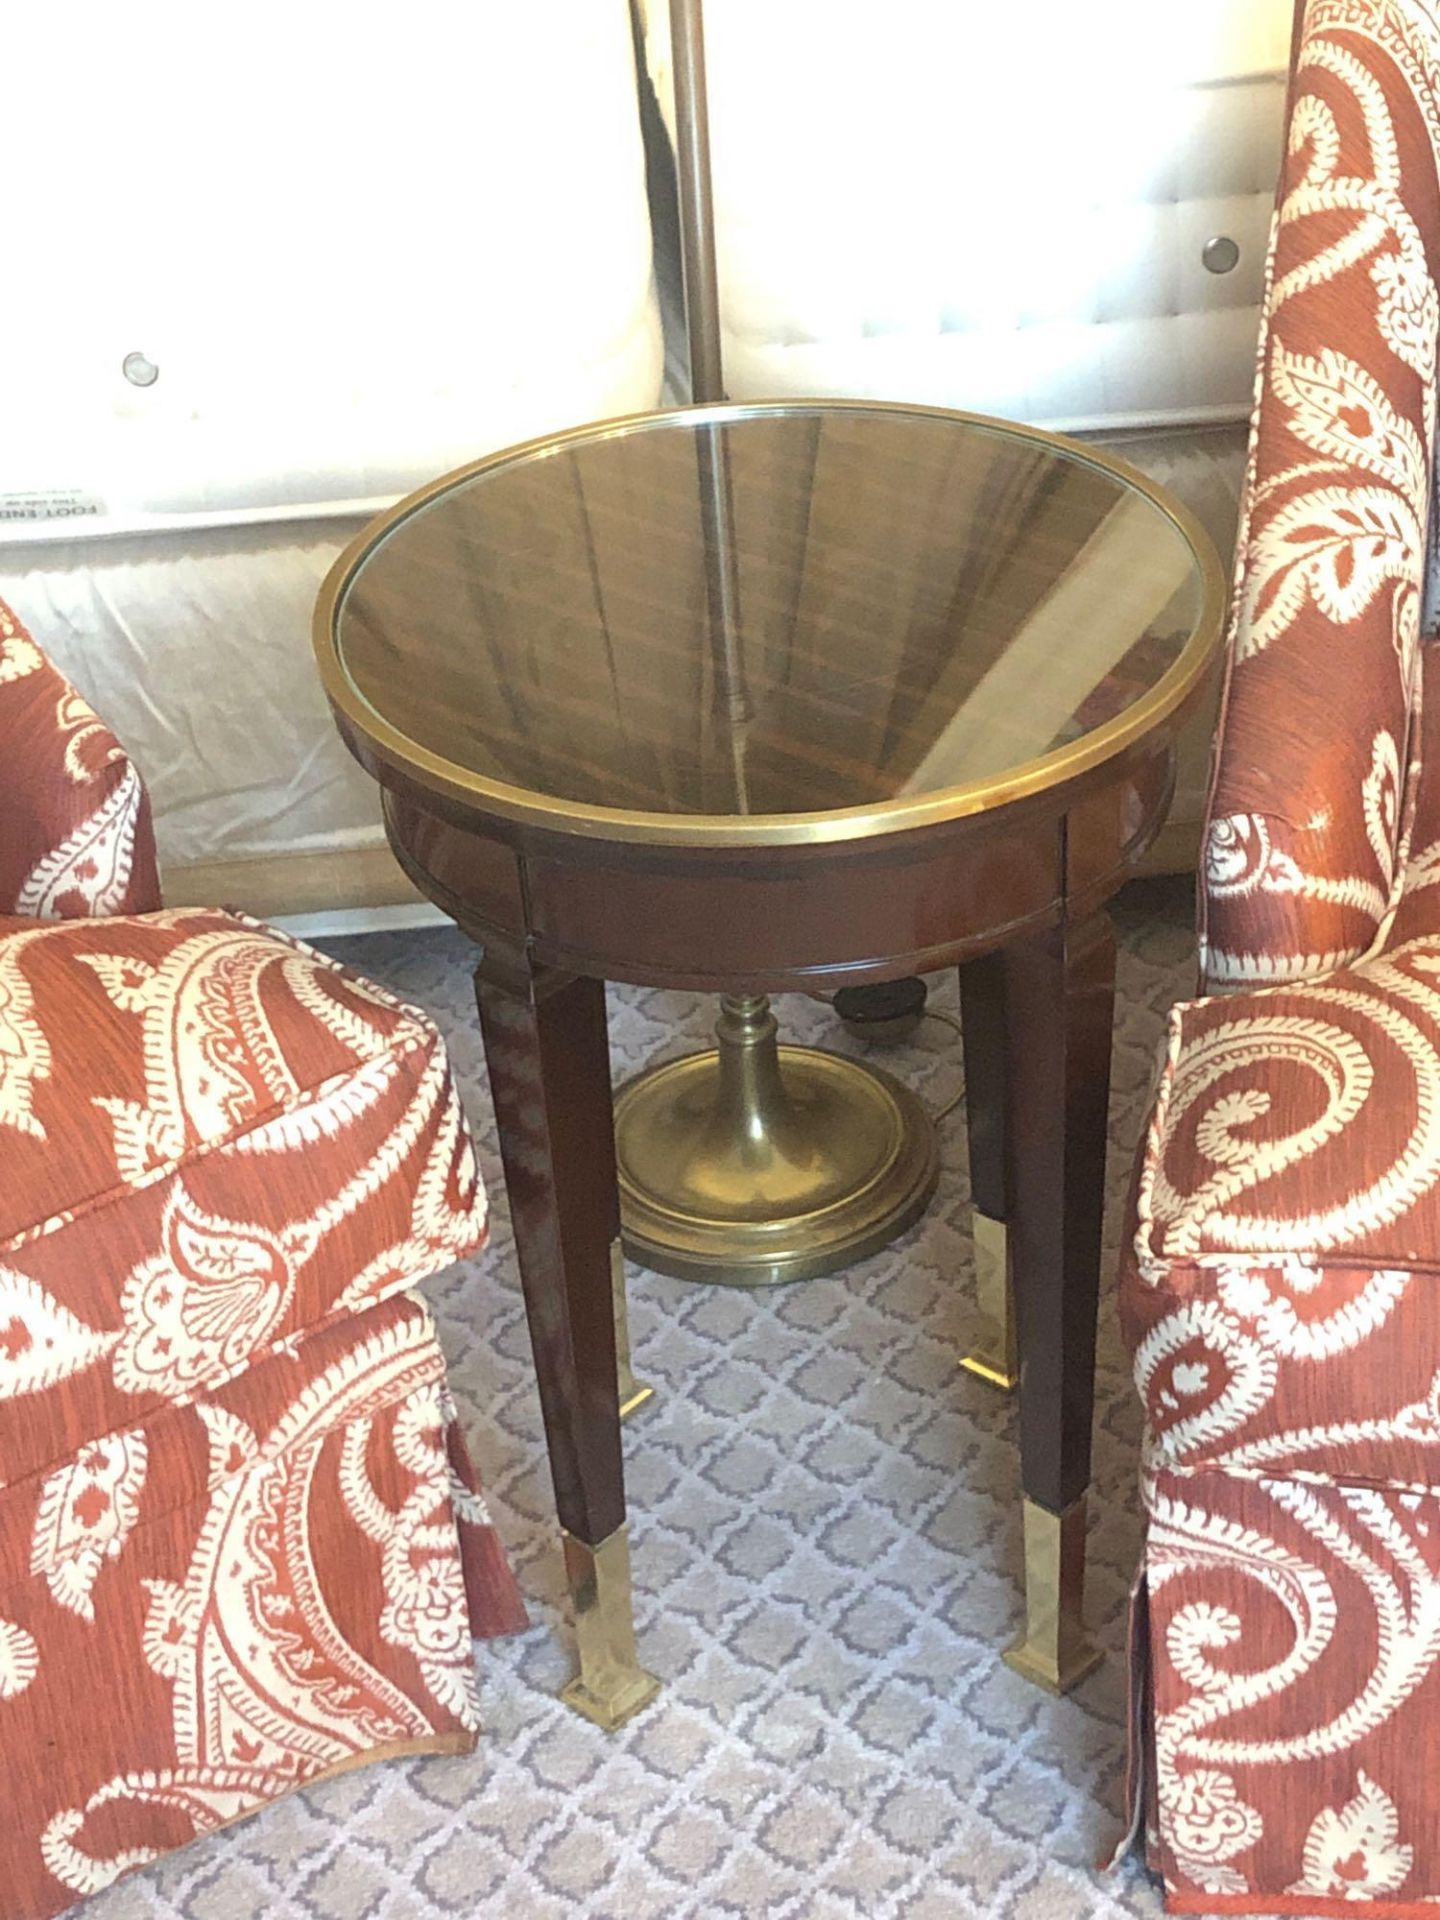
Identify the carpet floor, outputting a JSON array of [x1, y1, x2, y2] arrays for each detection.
[[89, 877, 1201, 1920]]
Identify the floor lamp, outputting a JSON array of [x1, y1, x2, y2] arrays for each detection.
[[610, 0, 942, 1290]]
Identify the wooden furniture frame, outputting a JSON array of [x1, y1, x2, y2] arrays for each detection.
[[315, 405, 1223, 1717]]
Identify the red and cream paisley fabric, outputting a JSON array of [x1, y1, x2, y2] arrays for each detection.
[[3, 1292, 524, 1920], [0, 612, 521, 1915], [0, 906, 487, 1492], [1199, 0, 1440, 991], [0, 600, 161, 921], [1140, 1469, 1440, 1914], [1123, 3, 1440, 1912], [1124, 648, 1440, 1909], [1126, 773, 1440, 1498]]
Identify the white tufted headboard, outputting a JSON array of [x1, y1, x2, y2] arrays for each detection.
[[3, 1, 661, 541], [643, 0, 1292, 432]]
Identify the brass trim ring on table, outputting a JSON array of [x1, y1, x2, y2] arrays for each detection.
[[312, 397, 1228, 852]]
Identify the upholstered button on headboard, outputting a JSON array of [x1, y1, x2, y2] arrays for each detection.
[[643, 0, 1292, 433]]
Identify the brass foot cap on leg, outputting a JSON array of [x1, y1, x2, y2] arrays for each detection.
[[1004, 1495, 1102, 1695], [560, 1525, 660, 1732], [619, 1379, 656, 1420], [1002, 1633, 1103, 1695], [610, 1240, 656, 1421], [961, 1212, 1018, 1391], [959, 1353, 1020, 1393], [559, 1665, 661, 1731]]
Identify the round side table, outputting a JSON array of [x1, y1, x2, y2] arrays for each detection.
[[314, 399, 1224, 1726]]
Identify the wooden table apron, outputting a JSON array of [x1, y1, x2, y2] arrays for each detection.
[[359, 714, 1179, 1576]]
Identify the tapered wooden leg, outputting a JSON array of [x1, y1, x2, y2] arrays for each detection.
[[1000, 908, 1116, 1693], [958, 952, 1017, 1391], [475, 950, 658, 1729]]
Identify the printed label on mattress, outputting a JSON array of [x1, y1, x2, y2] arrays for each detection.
[[0, 488, 106, 524]]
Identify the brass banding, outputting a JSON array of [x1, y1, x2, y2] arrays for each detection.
[[960, 1211, 1019, 1392], [1003, 1496, 1102, 1694], [313, 399, 1226, 852]]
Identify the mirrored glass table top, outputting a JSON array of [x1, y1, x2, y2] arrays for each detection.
[[320, 402, 1223, 845]]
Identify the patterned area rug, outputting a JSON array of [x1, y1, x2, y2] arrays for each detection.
[[90, 879, 1198, 1920]]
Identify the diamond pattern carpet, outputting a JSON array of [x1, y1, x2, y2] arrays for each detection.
[[85, 879, 1198, 1920]]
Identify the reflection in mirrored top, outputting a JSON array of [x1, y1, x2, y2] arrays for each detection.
[[334, 405, 1207, 821]]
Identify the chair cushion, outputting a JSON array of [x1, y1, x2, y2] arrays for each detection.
[[0, 907, 485, 1496], [3, 1286, 523, 1920], [1123, 641, 1440, 1490], [1, 1283, 523, 1644], [1121, 916, 1440, 1489]]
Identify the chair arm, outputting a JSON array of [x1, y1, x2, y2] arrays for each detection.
[[1199, 0, 1440, 990], [0, 598, 161, 918]]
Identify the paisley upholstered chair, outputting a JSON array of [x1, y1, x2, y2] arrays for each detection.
[[1119, 0, 1440, 1910], [0, 600, 523, 1919]]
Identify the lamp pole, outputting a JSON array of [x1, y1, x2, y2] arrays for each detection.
[[611, 0, 938, 1288], [668, 0, 725, 405]]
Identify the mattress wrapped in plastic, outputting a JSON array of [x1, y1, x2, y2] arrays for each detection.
[[2, 2, 663, 918]]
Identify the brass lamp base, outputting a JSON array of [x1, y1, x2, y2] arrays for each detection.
[[615, 994, 939, 1287]]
